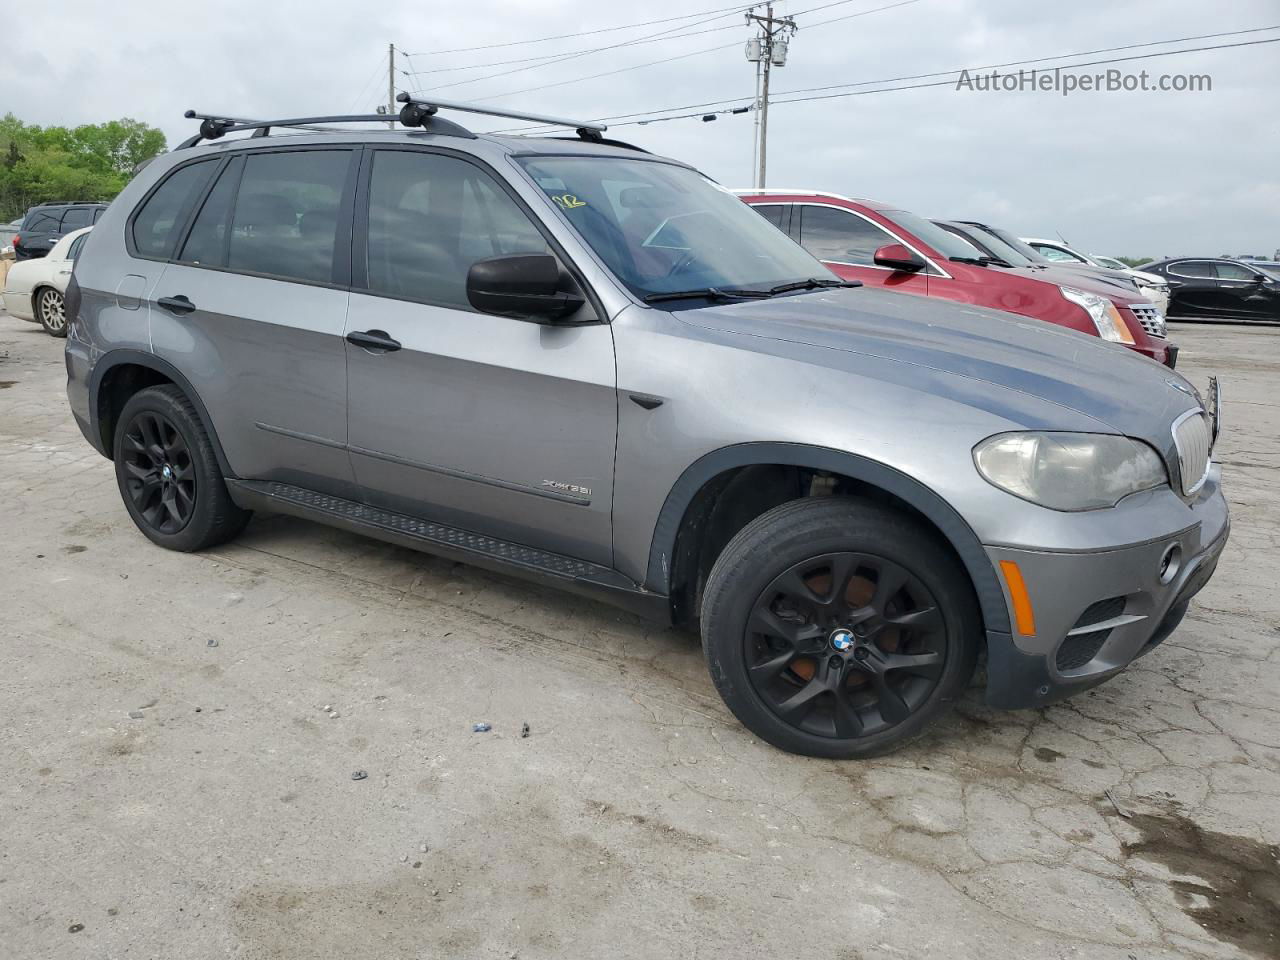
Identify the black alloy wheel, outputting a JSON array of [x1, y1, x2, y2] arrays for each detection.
[[745, 552, 946, 740], [120, 410, 197, 535]]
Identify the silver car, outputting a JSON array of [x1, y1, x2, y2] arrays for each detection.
[[64, 101, 1228, 757]]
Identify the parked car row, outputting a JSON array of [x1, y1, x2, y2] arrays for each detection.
[[1, 225, 90, 336], [57, 103, 1227, 758], [737, 191, 1175, 366]]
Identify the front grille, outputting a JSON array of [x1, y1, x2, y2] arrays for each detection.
[[1129, 303, 1166, 338], [1056, 596, 1126, 671], [1173, 410, 1211, 495]]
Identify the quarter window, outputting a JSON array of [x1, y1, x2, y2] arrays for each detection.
[[131, 161, 218, 258], [365, 150, 548, 308], [226, 150, 351, 284], [798, 206, 896, 265]]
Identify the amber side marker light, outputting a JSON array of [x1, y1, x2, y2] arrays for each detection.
[[999, 560, 1037, 637]]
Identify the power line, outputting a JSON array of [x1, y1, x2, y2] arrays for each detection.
[[436, 0, 920, 104], [494, 22, 1279, 132], [615, 34, 1280, 125], [400, 2, 757, 56]]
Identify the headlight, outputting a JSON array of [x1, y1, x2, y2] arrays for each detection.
[[1060, 286, 1135, 344], [974, 432, 1168, 511]]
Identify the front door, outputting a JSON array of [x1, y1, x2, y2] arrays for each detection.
[[794, 204, 930, 297], [344, 147, 618, 566], [1212, 261, 1280, 321]]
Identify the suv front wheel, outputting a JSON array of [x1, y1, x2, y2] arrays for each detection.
[[700, 497, 980, 758], [113, 385, 251, 551]]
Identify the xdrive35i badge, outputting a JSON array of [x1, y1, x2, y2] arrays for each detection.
[[541, 480, 592, 498]]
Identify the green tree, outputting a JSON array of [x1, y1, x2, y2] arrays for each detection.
[[0, 114, 166, 222]]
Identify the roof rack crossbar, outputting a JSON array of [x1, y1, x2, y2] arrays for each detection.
[[395, 93, 606, 137], [179, 110, 397, 148]]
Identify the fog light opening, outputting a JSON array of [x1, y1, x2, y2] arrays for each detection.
[[1159, 544, 1182, 585]]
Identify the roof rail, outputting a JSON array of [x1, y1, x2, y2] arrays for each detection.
[[176, 108, 475, 149], [395, 93, 607, 142]]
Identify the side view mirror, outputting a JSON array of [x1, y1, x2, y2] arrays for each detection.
[[466, 254, 586, 322], [873, 243, 926, 273]]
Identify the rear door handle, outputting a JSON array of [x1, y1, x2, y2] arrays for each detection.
[[346, 329, 402, 352], [157, 295, 196, 315]]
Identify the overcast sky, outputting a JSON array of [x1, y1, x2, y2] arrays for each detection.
[[9, 0, 1279, 257]]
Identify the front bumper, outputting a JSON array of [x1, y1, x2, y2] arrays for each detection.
[[982, 468, 1229, 709]]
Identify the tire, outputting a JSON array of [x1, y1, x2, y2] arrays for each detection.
[[37, 287, 67, 337], [113, 385, 251, 552], [700, 497, 980, 759]]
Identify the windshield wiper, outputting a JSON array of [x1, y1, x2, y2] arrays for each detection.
[[950, 255, 1014, 268], [767, 277, 863, 295], [642, 287, 773, 303]]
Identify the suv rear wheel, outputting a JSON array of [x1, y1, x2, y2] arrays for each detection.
[[700, 497, 979, 758], [37, 288, 67, 337], [113, 385, 250, 551]]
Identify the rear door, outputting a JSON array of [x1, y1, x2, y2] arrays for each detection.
[[1164, 260, 1221, 317], [344, 146, 618, 565], [148, 147, 359, 495], [795, 204, 929, 297]]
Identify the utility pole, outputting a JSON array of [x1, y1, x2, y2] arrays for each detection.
[[387, 43, 396, 129], [745, 4, 795, 189]]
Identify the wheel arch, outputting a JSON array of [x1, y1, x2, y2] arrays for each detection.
[[646, 442, 1010, 636], [90, 350, 235, 477]]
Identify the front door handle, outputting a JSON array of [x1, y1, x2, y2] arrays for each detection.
[[157, 295, 196, 315], [346, 329, 402, 352]]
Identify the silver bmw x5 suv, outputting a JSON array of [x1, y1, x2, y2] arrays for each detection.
[[64, 99, 1228, 757]]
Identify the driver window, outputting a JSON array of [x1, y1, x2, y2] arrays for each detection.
[[366, 150, 549, 308], [798, 206, 895, 265], [1214, 262, 1257, 281]]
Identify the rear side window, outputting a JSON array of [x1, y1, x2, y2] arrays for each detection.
[[60, 207, 92, 231], [365, 150, 548, 308], [68, 234, 88, 261], [132, 161, 218, 258], [225, 150, 350, 284], [798, 206, 895, 266], [1169, 260, 1214, 279]]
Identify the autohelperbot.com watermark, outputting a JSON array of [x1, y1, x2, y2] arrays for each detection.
[[955, 67, 1212, 96]]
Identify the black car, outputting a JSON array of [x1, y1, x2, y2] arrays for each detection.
[[1140, 258, 1280, 323], [13, 201, 108, 260]]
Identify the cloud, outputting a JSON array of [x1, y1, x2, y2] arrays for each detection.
[[7, 0, 1278, 255]]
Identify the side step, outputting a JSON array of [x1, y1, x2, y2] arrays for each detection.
[[226, 480, 670, 621]]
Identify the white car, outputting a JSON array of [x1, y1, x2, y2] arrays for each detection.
[[1, 226, 90, 337], [1021, 237, 1170, 313]]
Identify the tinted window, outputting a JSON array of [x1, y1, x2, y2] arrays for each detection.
[[226, 150, 350, 284], [1215, 261, 1257, 281], [179, 162, 240, 267], [1169, 260, 1215, 279], [60, 207, 92, 231], [799, 206, 896, 265], [752, 204, 786, 229], [366, 150, 547, 308], [92, 207, 105, 223], [68, 234, 88, 260], [132, 161, 218, 258], [23, 210, 61, 232]]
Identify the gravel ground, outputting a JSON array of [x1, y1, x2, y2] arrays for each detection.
[[1, 310, 1277, 960]]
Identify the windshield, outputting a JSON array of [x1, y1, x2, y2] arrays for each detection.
[[879, 209, 983, 260], [979, 226, 1049, 263], [515, 156, 833, 298], [949, 223, 1036, 266]]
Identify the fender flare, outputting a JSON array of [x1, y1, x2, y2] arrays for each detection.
[[644, 442, 1011, 635], [89, 349, 236, 478]]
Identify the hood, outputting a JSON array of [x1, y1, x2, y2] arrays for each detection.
[[676, 286, 1200, 444], [1013, 262, 1141, 300]]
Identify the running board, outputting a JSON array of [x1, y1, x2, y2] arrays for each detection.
[[226, 480, 670, 621]]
